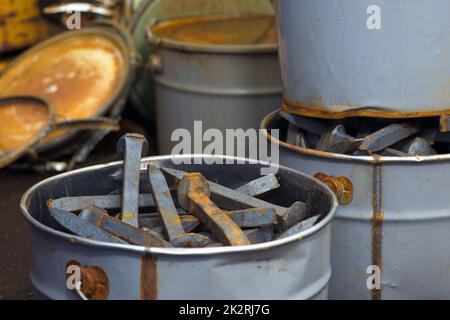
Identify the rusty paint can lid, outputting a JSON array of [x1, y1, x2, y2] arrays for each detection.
[[147, 14, 278, 53], [0, 24, 134, 155]]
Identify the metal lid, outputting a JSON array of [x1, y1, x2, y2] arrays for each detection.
[[148, 14, 277, 53], [0, 26, 132, 149]]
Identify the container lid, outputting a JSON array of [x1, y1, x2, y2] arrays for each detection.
[[148, 14, 277, 53], [0, 27, 130, 148]]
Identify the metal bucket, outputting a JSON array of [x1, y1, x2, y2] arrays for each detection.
[[129, 0, 276, 122], [262, 110, 450, 300], [21, 155, 337, 300], [0, 21, 137, 167], [147, 14, 282, 154], [0, 0, 50, 54], [274, 0, 450, 118]]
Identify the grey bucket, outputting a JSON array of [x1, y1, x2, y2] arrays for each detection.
[[21, 155, 337, 300], [262, 110, 450, 300], [274, 0, 450, 118], [128, 0, 276, 122]]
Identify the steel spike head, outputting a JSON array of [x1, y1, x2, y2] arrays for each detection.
[[280, 201, 308, 231], [177, 172, 211, 210], [116, 133, 149, 157]]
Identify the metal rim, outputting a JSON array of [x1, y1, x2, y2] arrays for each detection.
[[1, 26, 135, 152], [20, 154, 338, 256], [146, 14, 278, 54], [0, 96, 54, 169], [261, 109, 450, 164]]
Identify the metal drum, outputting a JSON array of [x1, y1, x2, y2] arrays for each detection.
[[147, 14, 282, 154], [0, 0, 50, 54], [262, 110, 450, 300], [21, 155, 337, 300], [129, 0, 275, 121], [0, 22, 137, 165], [274, 0, 450, 118]]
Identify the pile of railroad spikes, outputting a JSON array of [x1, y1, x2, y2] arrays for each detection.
[[281, 111, 450, 156], [46, 134, 320, 248]]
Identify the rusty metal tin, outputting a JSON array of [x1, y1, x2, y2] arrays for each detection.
[[262, 110, 450, 299], [0, 23, 136, 153], [147, 14, 282, 154], [128, 0, 275, 121], [275, 0, 450, 117], [21, 155, 337, 300]]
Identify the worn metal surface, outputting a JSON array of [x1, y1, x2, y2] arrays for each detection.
[[0, 25, 135, 153], [275, 0, 450, 116], [162, 167, 307, 231], [177, 172, 251, 246], [147, 164, 208, 247], [79, 205, 172, 247], [21, 155, 337, 299], [128, 0, 274, 121], [235, 174, 279, 197], [0, 0, 49, 53], [147, 14, 281, 154], [117, 134, 148, 226], [262, 110, 450, 299]]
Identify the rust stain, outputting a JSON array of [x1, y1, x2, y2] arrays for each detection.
[[141, 252, 158, 300], [314, 172, 353, 205], [283, 99, 450, 120], [152, 14, 277, 46], [65, 260, 109, 300], [371, 164, 384, 300]]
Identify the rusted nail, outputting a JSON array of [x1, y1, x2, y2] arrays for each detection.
[[227, 208, 277, 228], [286, 123, 307, 147], [280, 111, 327, 136], [51, 194, 156, 212], [235, 174, 280, 197], [66, 260, 109, 300], [117, 133, 149, 227], [162, 167, 307, 231], [147, 164, 209, 248], [79, 205, 172, 247], [275, 214, 321, 240], [314, 172, 353, 205], [403, 137, 437, 156], [47, 201, 127, 244], [177, 172, 251, 246], [244, 225, 274, 244], [359, 123, 420, 153], [317, 125, 364, 154]]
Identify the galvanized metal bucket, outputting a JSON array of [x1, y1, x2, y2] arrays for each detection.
[[21, 155, 337, 300], [262, 110, 450, 300], [274, 0, 450, 118], [146, 14, 282, 154], [128, 0, 275, 121]]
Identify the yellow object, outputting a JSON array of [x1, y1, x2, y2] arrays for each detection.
[[0, 0, 49, 53]]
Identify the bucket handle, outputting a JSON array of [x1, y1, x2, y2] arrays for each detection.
[[314, 172, 354, 205]]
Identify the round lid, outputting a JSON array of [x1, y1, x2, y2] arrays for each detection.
[[0, 28, 129, 147]]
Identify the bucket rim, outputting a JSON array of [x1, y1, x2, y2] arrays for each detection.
[[146, 14, 278, 54], [261, 109, 450, 164], [20, 154, 338, 256]]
